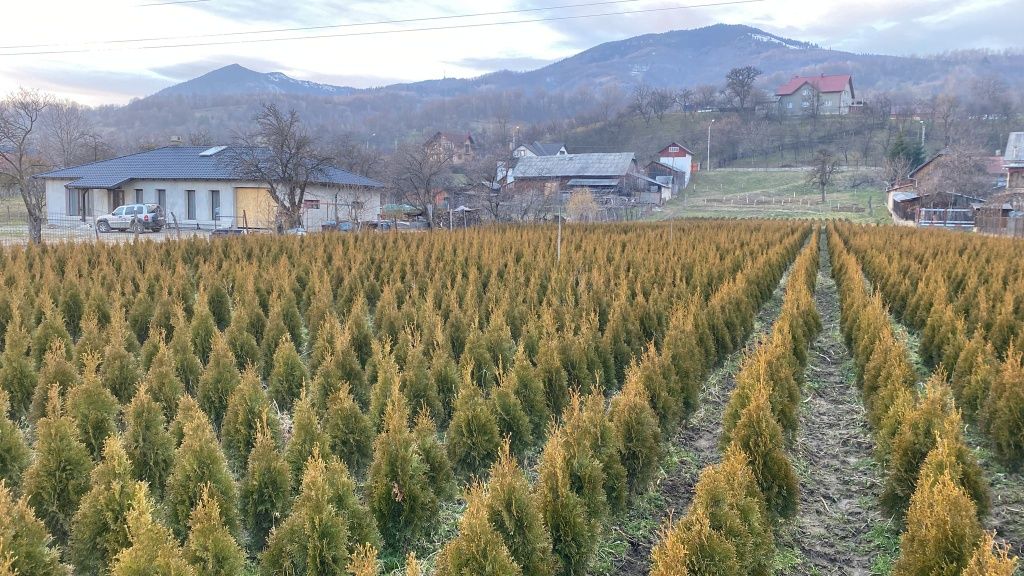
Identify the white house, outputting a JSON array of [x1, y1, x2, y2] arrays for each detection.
[[35, 145, 384, 230], [644, 142, 695, 200], [512, 141, 569, 159]]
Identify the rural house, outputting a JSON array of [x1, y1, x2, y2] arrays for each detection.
[[645, 142, 696, 200], [775, 74, 855, 116], [512, 141, 569, 158], [1006, 132, 1024, 191], [505, 152, 650, 200], [35, 145, 384, 229], [426, 131, 476, 165]]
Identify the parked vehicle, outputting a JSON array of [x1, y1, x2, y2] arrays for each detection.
[[96, 204, 165, 233]]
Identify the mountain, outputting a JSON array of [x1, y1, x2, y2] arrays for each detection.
[[155, 63, 357, 98]]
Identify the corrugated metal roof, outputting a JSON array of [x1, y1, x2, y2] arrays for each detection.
[[1005, 133, 1024, 166], [35, 146, 384, 189], [892, 191, 920, 202], [511, 153, 635, 179], [566, 178, 620, 187], [776, 74, 853, 96], [526, 142, 567, 156]]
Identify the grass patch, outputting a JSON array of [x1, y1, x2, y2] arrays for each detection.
[[868, 521, 901, 575]]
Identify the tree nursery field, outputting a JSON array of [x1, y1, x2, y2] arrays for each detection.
[[0, 221, 1020, 576]]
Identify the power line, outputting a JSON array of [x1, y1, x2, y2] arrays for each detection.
[[2, 0, 653, 49], [0, 0, 765, 56]]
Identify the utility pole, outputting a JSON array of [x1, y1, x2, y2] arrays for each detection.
[[707, 118, 716, 172], [918, 120, 926, 149], [557, 196, 562, 263]]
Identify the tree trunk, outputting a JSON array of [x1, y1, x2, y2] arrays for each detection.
[[28, 213, 43, 244], [283, 204, 303, 231], [820, 185, 826, 203]]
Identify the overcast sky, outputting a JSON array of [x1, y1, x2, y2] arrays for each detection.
[[0, 0, 1018, 105]]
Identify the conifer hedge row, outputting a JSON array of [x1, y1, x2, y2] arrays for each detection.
[[0, 221, 809, 575], [649, 231, 821, 575], [833, 222, 1024, 471], [827, 224, 1017, 576]]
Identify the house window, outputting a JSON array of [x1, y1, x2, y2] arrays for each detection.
[[787, 102, 793, 109], [802, 101, 810, 108], [802, 89, 809, 96], [210, 190, 220, 219], [67, 189, 80, 216], [464, 142, 471, 154], [186, 190, 196, 220], [669, 146, 680, 153], [134, 189, 144, 204], [824, 100, 832, 107], [303, 198, 320, 210], [157, 189, 166, 209]]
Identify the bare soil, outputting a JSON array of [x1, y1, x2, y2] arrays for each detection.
[[779, 235, 894, 576]]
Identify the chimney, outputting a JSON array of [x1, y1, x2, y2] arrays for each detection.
[[169, 136, 183, 147]]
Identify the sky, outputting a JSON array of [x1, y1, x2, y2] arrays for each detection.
[[0, 0, 1018, 105]]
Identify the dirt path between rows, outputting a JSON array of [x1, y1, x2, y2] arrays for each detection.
[[781, 234, 892, 576], [610, 253, 796, 575]]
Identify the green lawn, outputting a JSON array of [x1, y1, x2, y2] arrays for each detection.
[[652, 168, 891, 225]]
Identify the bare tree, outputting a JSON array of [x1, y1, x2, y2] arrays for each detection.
[[725, 66, 762, 112], [228, 103, 333, 231], [807, 149, 839, 202], [0, 89, 52, 243], [44, 99, 92, 168], [331, 133, 385, 180], [693, 84, 720, 111], [650, 88, 676, 122], [676, 88, 695, 115], [187, 129, 214, 147], [630, 83, 654, 126], [389, 141, 454, 228]]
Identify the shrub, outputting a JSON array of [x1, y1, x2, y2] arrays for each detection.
[[412, 411, 456, 502], [347, 543, 380, 576], [67, 356, 120, 460], [0, 390, 29, 488], [508, 345, 549, 442], [985, 345, 1024, 470], [144, 341, 185, 421], [323, 383, 375, 474], [367, 383, 437, 551], [224, 320, 260, 373], [31, 307, 72, 368], [917, 433, 990, 517], [170, 312, 204, 394], [891, 472, 982, 576], [268, 335, 307, 412], [610, 369, 663, 496], [492, 371, 534, 459], [240, 426, 292, 554], [562, 392, 628, 515], [261, 450, 350, 575], [185, 486, 245, 576], [70, 436, 140, 576], [435, 485, 523, 576], [483, 442, 557, 576], [206, 283, 232, 331], [109, 484, 195, 576], [165, 417, 240, 541], [196, 332, 241, 430], [650, 511, 738, 576], [101, 325, 144, 404], [536, 430, 600, 576], [123, 386, 175, 497], [725, 384, 799, 520], [963, 532, 1019, 576], [0, 480, 69, 576], [447, 375, 502, 480], [324, 455, 380, 552], [30, 342, 79, 422], [536, 340, 569, 419], [23, 388, 93, 544], [221, 369, 281, 473], [0, 323, 36, 420], [284, 389, 328, 490], [189, 297, 217, 366]]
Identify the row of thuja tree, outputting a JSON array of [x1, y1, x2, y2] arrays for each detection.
[[0, 221, 807, 575], [649, 230, 822, 574], [433, 224, 810, 575], [836, 222, 1024, 470], [828, 224, 1017, 575]]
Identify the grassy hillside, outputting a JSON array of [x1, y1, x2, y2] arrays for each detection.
[[651, 168, 891, 224]]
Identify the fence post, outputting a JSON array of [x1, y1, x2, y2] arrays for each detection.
[[171, 212, 181, 240]]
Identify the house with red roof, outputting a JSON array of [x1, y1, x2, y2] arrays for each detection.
[[425, 131, 475, 166], [775, 74, 855, 116]]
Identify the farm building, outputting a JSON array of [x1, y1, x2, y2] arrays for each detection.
[[645, 142, 696, 200], [512, 141, 569, 158], [34, 145, 383, 230], [505, 152, 654, 201]]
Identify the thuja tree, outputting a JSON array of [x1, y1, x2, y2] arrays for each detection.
[[221, 369, 282, 473], [23, 387, 94, 544], [610, 368, 663, 496], [323, 383, 375, 475], [30, 342, 79, 422], [144, 341, 185, 421], [197, 332, 241, 431], [483, 442, 557, 576], [70, 436, 141, 576], [0, 480, 69, 576], [891, 471, 982, 576], [261, 450, 350, 575], [0, 390, 30, 488], [100, 321, 144, 404], [986, 345, 1024, 469], [435, 484, 523, 576], [165, 417, 240, 541], [963, 532, 1019, 576], [284, 389, 328, 490], [0, 322, 36, 420], [67, 355, 121, 460], [268, 334, 307, 412], [412, 411, 456, 503], [324, 455, 381, 553], [123, 386, 175, 496], [185, 486, 245, 576], [109, 485, 196, 576], [367, 383, 438, 551], [447, 375, 502, 480], [240, 426, 292, 554]]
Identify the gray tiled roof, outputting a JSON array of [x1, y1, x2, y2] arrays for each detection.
[[511, 153, 635, 179], [566, 178, 620, 187], [526, 142, 567, 156], [35, 146, 384, 189], [1005, 133, 1024, 167]]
